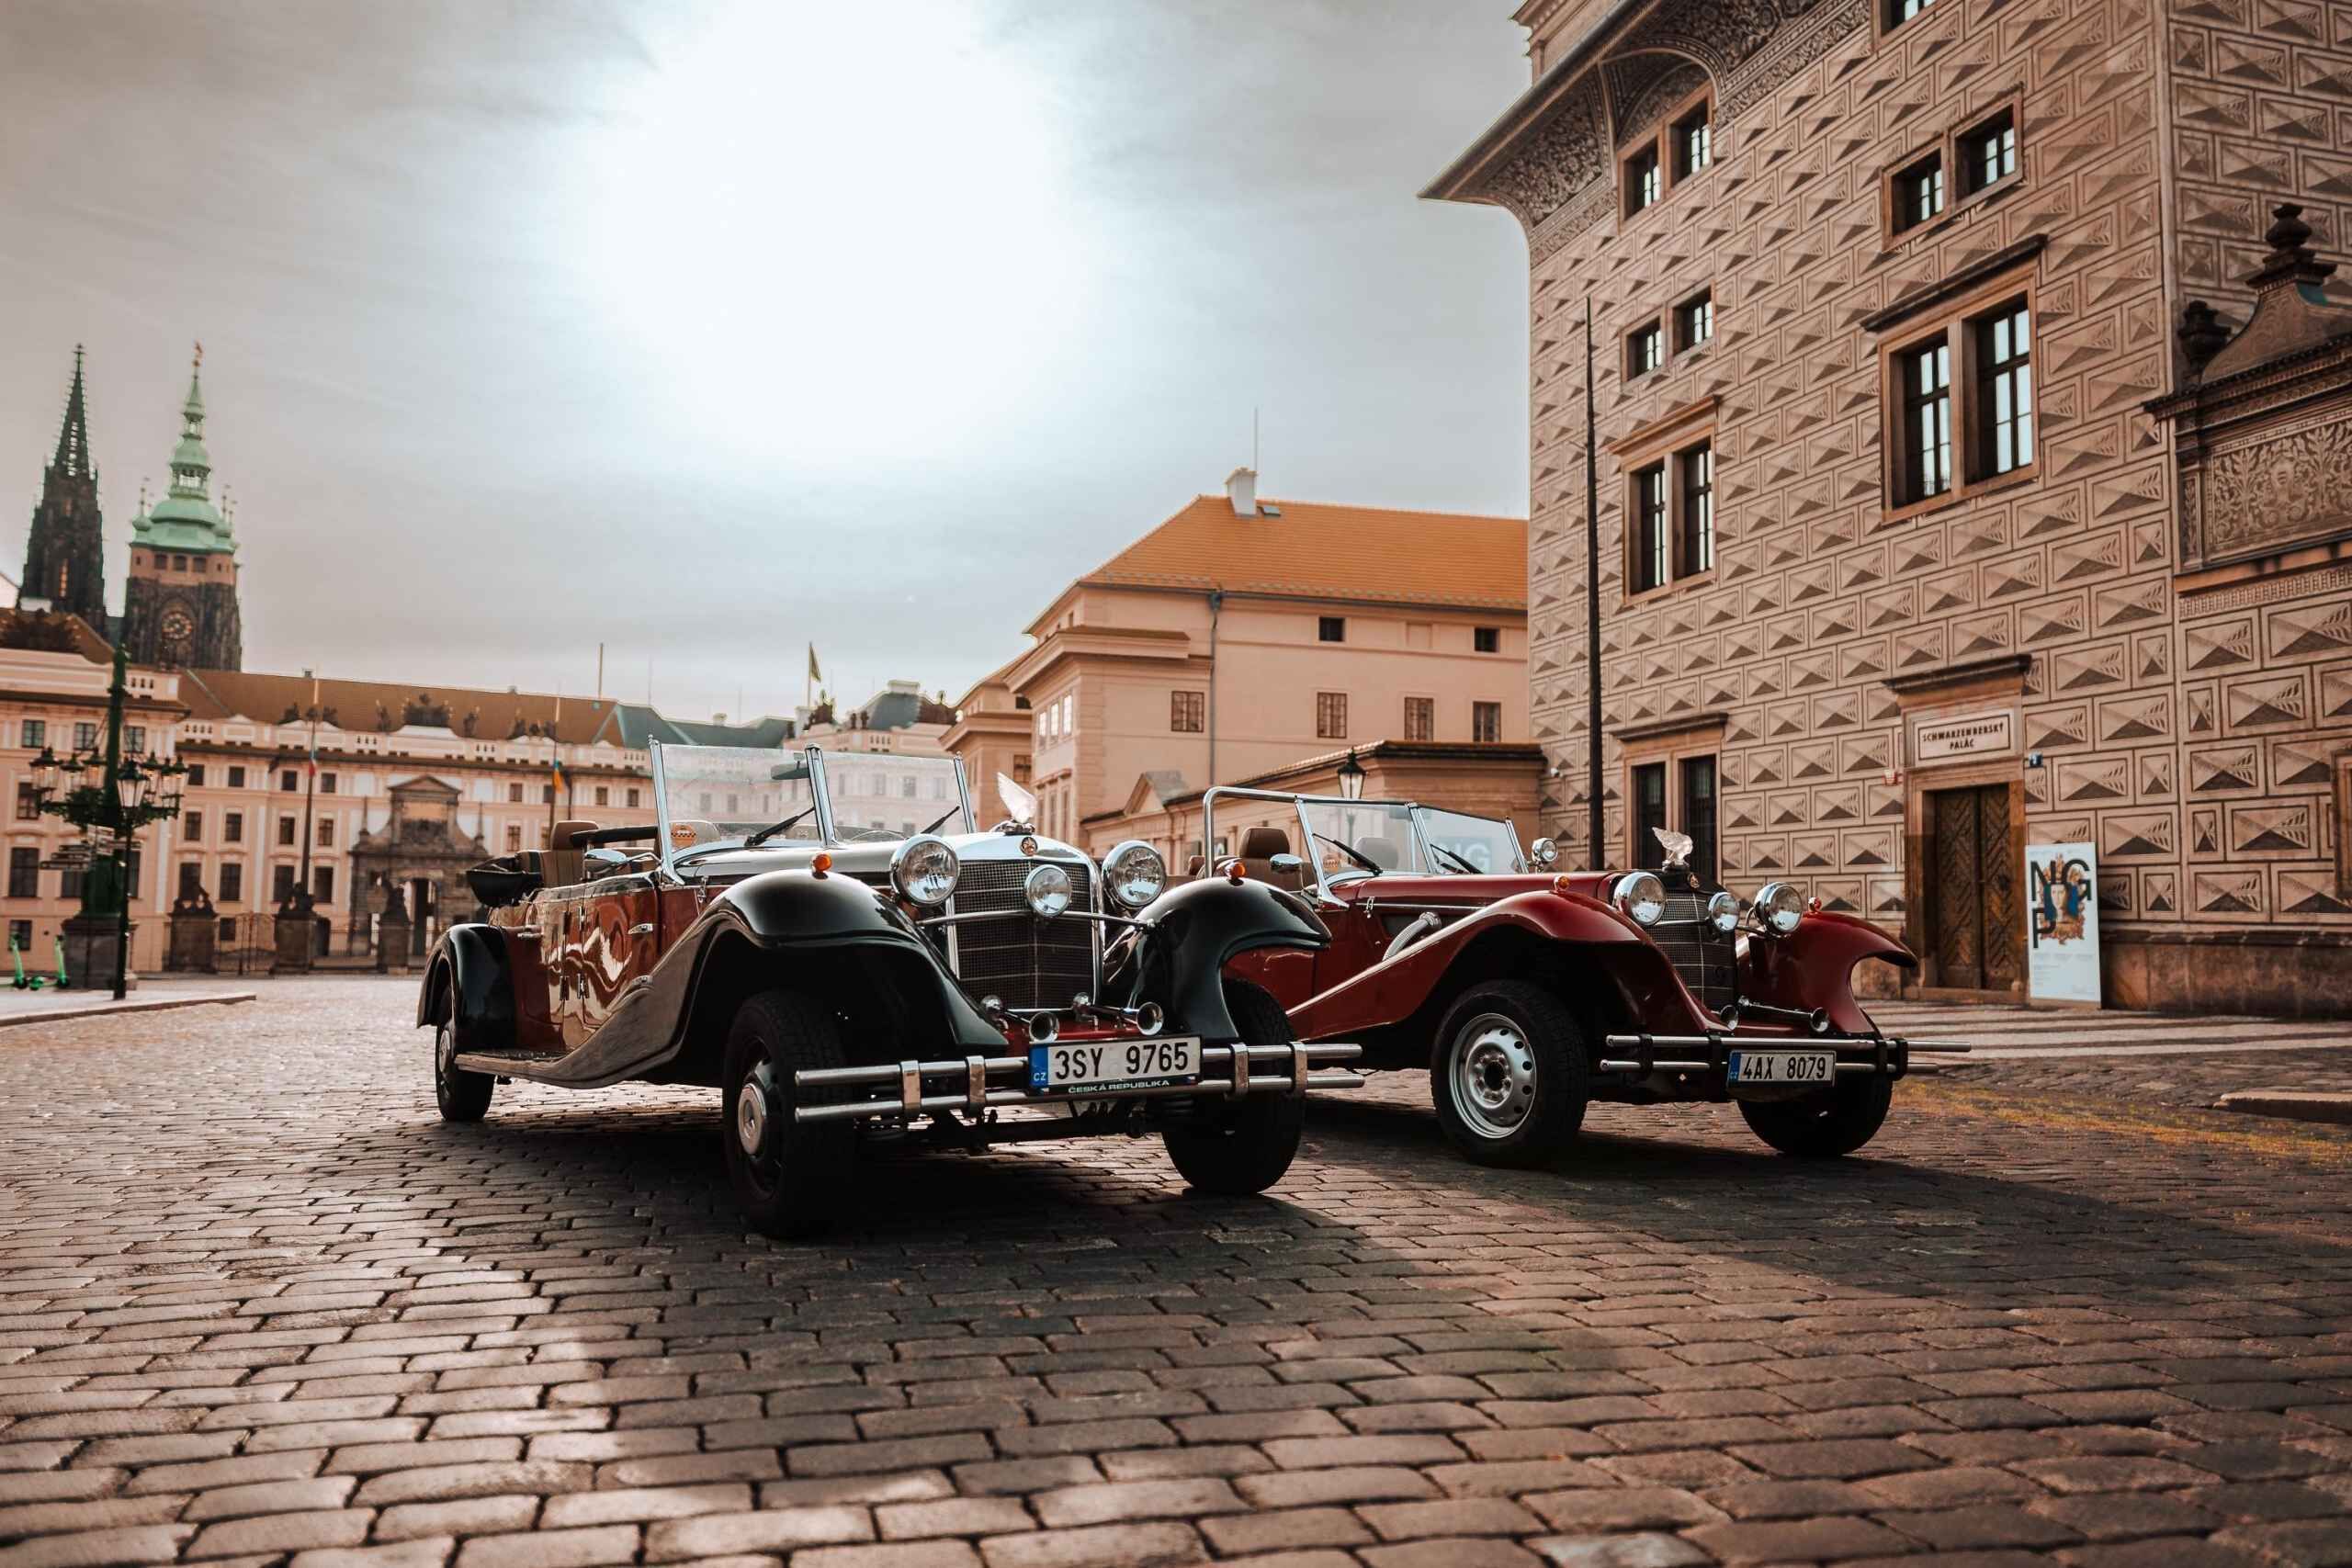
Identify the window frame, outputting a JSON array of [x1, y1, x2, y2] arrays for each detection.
[[1876, 266, 2040, 525], [1889, 150, 1946, 236], [1403, 695, 1436, 741], [1622, 434, 1718, 603], [1882, 93, 2024, 244], [1673, 288, 1713, 353], [1470, 701, 1504, 743], [1314, 691, 1348, 741], [1473, 626, 1501, 654], [1879, 0, 1939, 37], [1957, 104, 2020, 199], [1170, 689, 1205, 734], [1625, 319, 1664, 378], [1316, 615, 1346, 644], [1619, 82, 1715, 227]]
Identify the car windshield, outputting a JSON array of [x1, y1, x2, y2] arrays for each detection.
[[821, 752, 972, 841], [1298, 799, 1423, 881], [1417, 807, 1527, 874], [652, 744, 972, 858]]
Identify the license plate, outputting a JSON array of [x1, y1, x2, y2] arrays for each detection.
[[1030, 1036, 1201, 1095], [1727, 1049, 1836, 1089]]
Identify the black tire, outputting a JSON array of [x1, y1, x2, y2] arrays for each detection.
[[1429, 980, 1589, 1168], [434, 1019, 493, 1123], [1739, 1077, 1893, 1157], [1162, 980, 1306, 1196], [719, 989, 854, 1239]]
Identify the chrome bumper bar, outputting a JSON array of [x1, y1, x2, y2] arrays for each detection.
[[792, 1042, 1364, 1124], [1597, 1032, 1968, 1079]]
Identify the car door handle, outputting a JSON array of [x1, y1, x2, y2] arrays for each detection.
[[513, 929, 542, 942], [628, 922, 655, 937]]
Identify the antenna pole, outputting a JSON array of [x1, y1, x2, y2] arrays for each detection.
[[1584, 296, 1605, 870], [1252, 407, 1260, 473]]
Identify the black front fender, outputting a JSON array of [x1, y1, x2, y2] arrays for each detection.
[[416, 923, 514, 1051], [1129, 875, 1329, 1042]]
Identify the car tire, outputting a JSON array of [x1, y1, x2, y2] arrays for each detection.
[[720, 988, 853, 1239], [1162, 979, 1306, 1197], [434, 1020, 493, 1123], [1430, 980, 1589, 1168], [1738, 1077, 1893, 1157]]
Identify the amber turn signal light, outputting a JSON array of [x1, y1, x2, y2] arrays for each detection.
[[1552, 874, 1576, 897], [811, 852, 833, 876]]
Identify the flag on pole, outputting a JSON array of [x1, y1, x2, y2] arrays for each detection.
[[551, 757, 568, 796], [808, 644, 822, 682]]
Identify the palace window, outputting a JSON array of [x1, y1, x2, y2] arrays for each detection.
[[1317, 615, 1346, 643], [1680, 755, 1719, 885], [1893, 152, 1945, 233], [1960, 107, 2018, 197], [74, 723, 97, 751], [6, 920, 26, 953], [1170, 690, 1204, 733], [227, 765, 244, 788], [1315, 692, 1348, 740], [6, 849, 37, 899], [280, 769, 298, 792], [320, 773, 337, 794], [1627, 321, 1664, 377], [187, 764, 205, 786], [224, 811, 243, 843], [626, 787, 640, 808], [1886, 0, 1936, 28], [1897, 339, 1953, 504], [313, 867, 334, 904], [220, 863, 243, 903], [1679, 443, 1714, 577], [277, 816, 297, 847], [1475, 626, 1501, 653], [506, 824, 523, 853], [127, 727, 144, 753], [594, 785, 609, 807], [1673, 102, 1712, 180], [184, 810, 202, 841], [1624, 145, 1661, 215], [1633, 763, 1668, 866], [14, 784, 36, 822], [1632, 463, 1668, 594], [1405, 696, 1434, 740], [1977, 301, 2035, 477], [316, 819, 334, 848], [1472, 702, 1503, 743], [178, 863, 203, 902], [18, 721, 42, 749], [272, 865, 296, 903], [1674, 289, 1713, 352], [1881, 280, 2036, 516], [508, 782, 523, 803]]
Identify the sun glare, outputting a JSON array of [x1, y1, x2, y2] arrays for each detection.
[[588, 3, 1090, 469]]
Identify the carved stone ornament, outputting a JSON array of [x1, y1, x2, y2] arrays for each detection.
[[2148, 204, 2352, 574]]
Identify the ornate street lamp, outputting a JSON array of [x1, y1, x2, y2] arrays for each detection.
[[30, 748, 60, 797], [1337, 749, 1366, 801]]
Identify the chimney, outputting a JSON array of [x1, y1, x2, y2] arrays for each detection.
[[1225, 466, 1258, 517]]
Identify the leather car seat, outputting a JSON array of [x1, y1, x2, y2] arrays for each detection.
[[543, 819, 599, 888], [1354, 835, 1403, 871], [1236, 827, 1303, 890]]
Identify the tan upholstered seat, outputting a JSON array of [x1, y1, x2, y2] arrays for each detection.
[[543, 819, 599, 889], [1237, 827, 1304, 890], [1353, 835, 1403, 871]]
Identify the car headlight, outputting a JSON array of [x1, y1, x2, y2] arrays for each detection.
[[1755, 881, 1804, 935], [1706, 890, 1739, 934], [1529, 837, 1559, 867], [1611, 871, 1666, 927], [888, 834, 959, 907], [1102, 840, 1167, 910], [1023, 862, 1073, 919]]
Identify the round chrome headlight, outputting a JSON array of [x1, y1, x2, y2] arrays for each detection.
[[1023, 862, 1073, 919], [1529, 837, 1560, 868], [1755, 881, 1804, 935], [1611, 870, 1667, 927], [888, 834, 959, 907], [1102, 840, 1167, 910], [1706, 890, 1739, 934]]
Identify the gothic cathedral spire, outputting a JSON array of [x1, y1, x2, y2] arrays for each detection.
[[17, 345, 108, 630]]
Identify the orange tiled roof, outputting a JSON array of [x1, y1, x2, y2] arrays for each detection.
[[1076, 494, 1527, 611], [177, 669, 633, 745]]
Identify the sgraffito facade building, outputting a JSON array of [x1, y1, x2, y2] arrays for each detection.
[[1429, 0, 2352, 1011]]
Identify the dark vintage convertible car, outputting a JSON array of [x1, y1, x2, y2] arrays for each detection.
[[416, 746, 1361, 1236], [1211, 788, 1956, 1167]]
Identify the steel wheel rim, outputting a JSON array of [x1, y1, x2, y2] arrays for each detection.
[[1449, 1012, 1536, 1139], [435, 1023, 456, 1082]]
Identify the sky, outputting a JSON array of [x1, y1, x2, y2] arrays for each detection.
[[0, 0, 1532, 723]]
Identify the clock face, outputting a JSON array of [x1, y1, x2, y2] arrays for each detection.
[[161, 606, 194, 643]]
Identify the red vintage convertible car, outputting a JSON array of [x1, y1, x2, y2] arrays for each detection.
[[1209, 788, 1949, 1167], [416, 747, 1361, 1237]]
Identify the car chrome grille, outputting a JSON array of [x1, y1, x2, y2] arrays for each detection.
[[1653, 889, 1738, 1018], [948, 855, 1097, 1011]]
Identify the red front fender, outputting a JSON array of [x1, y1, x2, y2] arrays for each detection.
[[1740, 910, 1917, 1035], [1286, 888, 1712, 1042]]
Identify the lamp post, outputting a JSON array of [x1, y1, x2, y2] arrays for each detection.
[[1336, 748, 1366, 801], [28, 643, 186, 998]]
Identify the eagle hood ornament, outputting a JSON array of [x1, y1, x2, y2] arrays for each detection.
[[1652, 827, 1694, 871]]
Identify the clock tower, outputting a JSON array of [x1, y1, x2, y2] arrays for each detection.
[[121, 346, 243, 671]]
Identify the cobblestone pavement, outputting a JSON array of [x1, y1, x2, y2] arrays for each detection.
[[4, 977, 2350, 1568]]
